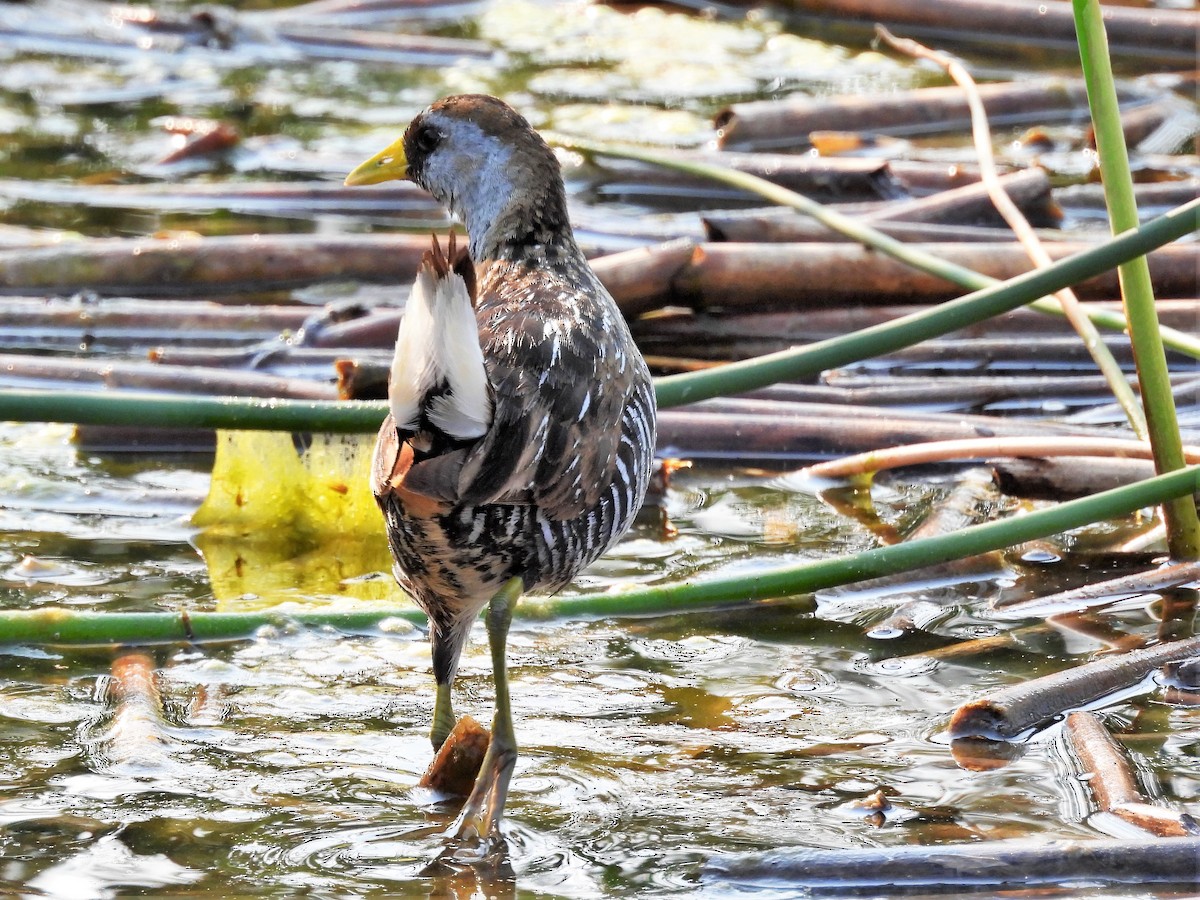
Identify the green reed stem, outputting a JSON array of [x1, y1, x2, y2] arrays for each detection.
[[655, 198, 1199, 406], [1074, 0, 1200, 560], [2, 465, 1196, 644], [0, 207, 1195, 429], [0, 608, 425, 646], [532, 464, 1200, 618], [0, 200, 1192, 427], [0, 391, 387, 432]]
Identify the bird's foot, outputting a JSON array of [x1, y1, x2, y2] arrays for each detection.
[[446, 577, 521, 842], [447, 737, 517, 843]]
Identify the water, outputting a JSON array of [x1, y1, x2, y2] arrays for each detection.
[[0, 433, 1191, 896], [1, 0, 1198, 896]]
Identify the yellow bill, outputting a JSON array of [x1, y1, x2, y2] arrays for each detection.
[[344, 135, 409, 186]]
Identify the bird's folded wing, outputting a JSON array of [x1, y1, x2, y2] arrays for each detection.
[[455, 317, 634, 520]]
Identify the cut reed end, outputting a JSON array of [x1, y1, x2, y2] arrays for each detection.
[[419, 715, 489, 797], [947, 697, 1021, 740]]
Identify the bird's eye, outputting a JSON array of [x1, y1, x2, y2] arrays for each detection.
[[412, 126, 441, 155]]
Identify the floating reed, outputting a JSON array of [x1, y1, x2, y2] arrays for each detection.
[[716, 78, 1129, 150], [706, 837, 1200, 890], [948, 633, 1200, 739], [757, 0, 1200, 59], [1065, 710, 1195, 837]]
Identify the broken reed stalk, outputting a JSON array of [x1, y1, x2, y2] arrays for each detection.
[[702, 168, 1059, 237], [863, 168, 1056, 227], [704, 215, 1054, 245], [804, 435, 1200, 480], [662, 400, 1089, 463], [1, 465, 1197, 645], [948, 632, 1200, 740], [1065, 710, 1195, 836], [714, 77, 1102, 150], [0, 354, 339, 400], [875, 25, 1144, 437], [763, 0, 1200, 60], [0, 297, 312, 336], [552, 134, 1200, 367], [105, 651, 173, 766], [0, 198, 1194, 428], [1074, 0, 1200, 560], [0, 234, 432, 296], [672, 242, 1200, 309], [991, 456, 1159, 501]]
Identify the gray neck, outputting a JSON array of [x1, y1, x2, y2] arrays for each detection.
[[462, 184, 577, 263]]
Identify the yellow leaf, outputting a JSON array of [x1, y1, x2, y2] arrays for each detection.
[[192, 430, 403, 610]]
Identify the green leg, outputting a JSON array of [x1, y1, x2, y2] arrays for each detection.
[[431, 680, 455, 750], [451, 577, 522, 841]]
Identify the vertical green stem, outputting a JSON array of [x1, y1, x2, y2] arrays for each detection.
[[1073, 0, 1200, 560]]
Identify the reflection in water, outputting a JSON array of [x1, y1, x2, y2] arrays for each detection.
[[949, 736, 1027, 772], [194, 430, 399, 608], [26, 833, 203, 900]]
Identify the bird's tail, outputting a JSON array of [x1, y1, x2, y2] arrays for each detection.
[[388, 232, 493, 443]]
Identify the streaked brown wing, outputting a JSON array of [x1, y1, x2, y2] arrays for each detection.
[[453, 263, 634, 520]]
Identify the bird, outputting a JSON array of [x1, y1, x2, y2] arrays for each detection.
[[343, 95, 657, 841]]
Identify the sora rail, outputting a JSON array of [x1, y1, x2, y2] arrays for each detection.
[[344, 95, 657, 838]]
